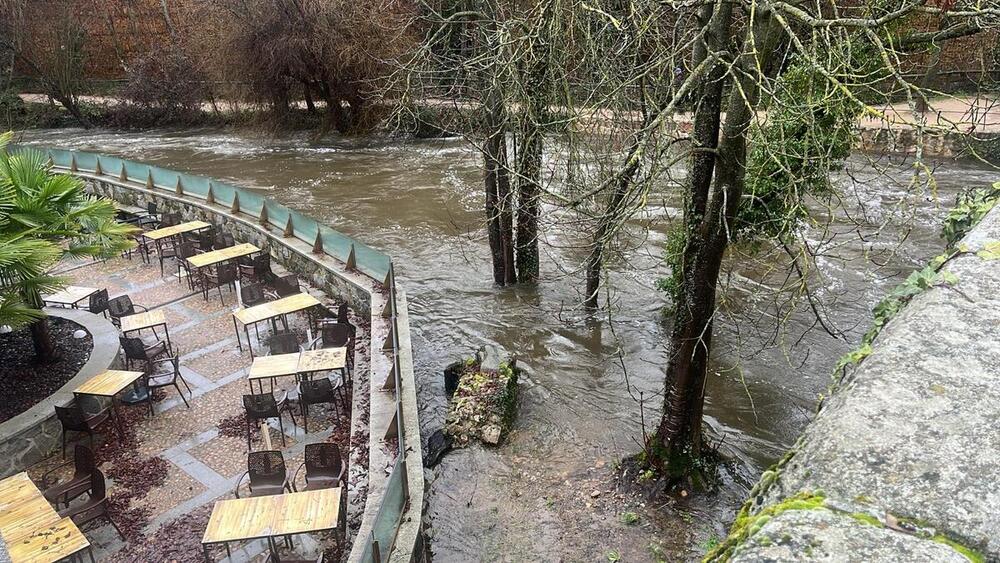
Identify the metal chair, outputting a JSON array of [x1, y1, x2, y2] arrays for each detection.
[[137, 202, 159, 228], [234, 450, 292, 498], [41, 445, 95, 508], [156, 238, 179, 276], [267, 331, 301, 355], [54, 403, 112, 458], [120, 336, 168, 370], [58, 469, 124, 539], [308, 323, 354, 379], [176, 241, 199, 288], [298, 378, 345, 434], [268, 274, 300, 299], [107, 294, 152, 332], [86, 288, 109, 317], [143, 357, 192, 415], [292, 443, 345, 491], [240, 254, 273, 284], [240, 282, 267, 308], [242, 392, 296, 450], [215, 233, 235, 249], [199, 262, 238, 304]]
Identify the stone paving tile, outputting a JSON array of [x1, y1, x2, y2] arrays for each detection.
[[130, 280, 196, 309], [173, 312, 242, 352], [189, 435, 247, 479], [129, 462, 205, 520], [180, 290, 240, 316], [132, 379, 247, 457], [187, 345, 251, 381]]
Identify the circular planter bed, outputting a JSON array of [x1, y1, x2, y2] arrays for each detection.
[[0, 316, 94, 423]]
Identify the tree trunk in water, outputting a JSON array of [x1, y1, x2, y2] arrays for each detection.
[[55, 92, 91, 128], [515, 123, 541, 283], [652, 10, 783, 478], [585, 148, 642, 309], [484, 90, 516, 285], [29, 317, 58, 362]]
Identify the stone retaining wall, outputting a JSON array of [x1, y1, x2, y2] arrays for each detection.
[[0, 308, 121, 478], [726, 205, 1000, 561]]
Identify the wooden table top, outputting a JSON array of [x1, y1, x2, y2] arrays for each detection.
[[187, 243, 260, 269], [6, 517, 90, 563], [0, 473, 90, 563], [42, 286, 98, 306], [75, 369, 145, 397], [144, 220, 211, 241], [120, 309, 166, 333], [247, 348, 346, 381], [202, 488, 340, 545], [234, 293, 320, 326]]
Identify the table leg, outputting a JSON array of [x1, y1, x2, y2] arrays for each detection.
[[112, 396, 125, 440], [233, 317, 243, 351], [246, 325, 254, 360], [88, 546, 97, 563], [163, 323, 173, 354], [202, 544, 211, 562]]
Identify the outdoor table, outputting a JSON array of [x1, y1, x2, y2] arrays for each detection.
[[0, 473, 93, 563], [187, 243, 261, 271], [232, 293, 321, 359], [42, 285, 99, 309], [247, 348, 347, 394], [142, 220, 212, 242], [74, 369, 144, 439], [201, 487, 342, 562], [120, 308, 172, 352]]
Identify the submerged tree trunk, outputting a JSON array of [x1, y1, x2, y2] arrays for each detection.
[[484, 90, 516, 285], [651, 8, 782, 478], [515, 124, 541, 283]]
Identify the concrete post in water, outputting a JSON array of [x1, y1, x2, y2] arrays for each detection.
[[94, 157, 102, 175], [206, 183, 215, 204], [312, 230, 323, 254], [283, 216, 294, 238], [231, 192, 240, 214]]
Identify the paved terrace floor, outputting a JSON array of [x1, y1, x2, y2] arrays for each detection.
[[24, 251, 371, 562]]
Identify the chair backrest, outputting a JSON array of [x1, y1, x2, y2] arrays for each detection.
[[107, 295, 135, 318], [178, 241, 197, 259], [89, 288, 109, 314], [321, 323, 352, 348], [248, 450, 287, 489], [162, 212, 181, 227], [243, 393, 280, 419], [253, 253, 271, 273], [300, 378, 334, 405], [72, 445, 96, 479], [275, 274, 300, 297], [55, 403, 88, 432], [304, 443, 342, 480], [89, 469, 108, 501], [241, 283, 266, 306], [215, 234, 235, 249], [120, 336, 149, 361], [147, 202, 157, 216], [217, 262, 238, 284], [337, 303, 349, 324], [267, 331, 299, 355]]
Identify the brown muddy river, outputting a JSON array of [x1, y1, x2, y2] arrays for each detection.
[[16, 128, 998, 561]]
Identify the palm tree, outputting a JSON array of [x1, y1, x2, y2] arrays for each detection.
[[0, 132, 136, 360]]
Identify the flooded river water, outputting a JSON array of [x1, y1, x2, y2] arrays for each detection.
[[17, 128, 998, 561]]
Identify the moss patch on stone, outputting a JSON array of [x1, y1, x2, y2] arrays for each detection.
[[444, 359, 518, 447]]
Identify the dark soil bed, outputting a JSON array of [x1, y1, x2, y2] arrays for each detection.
[[0, 317, 94, 423]]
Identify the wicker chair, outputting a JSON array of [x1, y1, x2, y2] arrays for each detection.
[[235, 450, 292, 498], [268, 274, 300, 299], [143, 357, 192, 415], [297, 378, 345, 434], [215, 233, 235, 249], [175, 241, 199, 288], [267, 331, 300, 355], [199, 262, 238, 304], [242, 392, 296, 450], [54, 403, 112, 458], [58, 469, 123, 539], [85, 288, 109, 317], [120, 336, 168, 370], [292, 443, 345, 492], [107, 295, 153, 333], [307, 323, 354, 379], [41, 445, 95, 508], [239, 254, 273, 284], [240, 282, 267, 308]]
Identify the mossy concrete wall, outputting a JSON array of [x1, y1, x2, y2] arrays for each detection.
[[728, 206, 1000, 561]]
